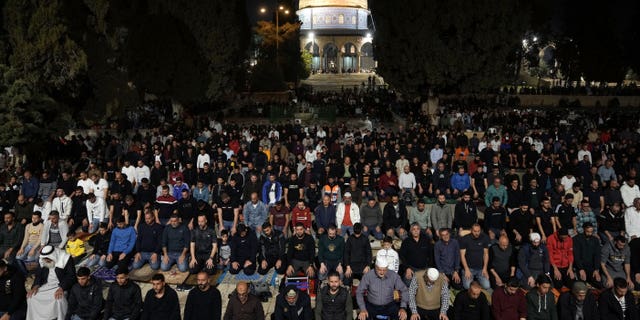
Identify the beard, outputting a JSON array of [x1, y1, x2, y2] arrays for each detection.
[[42, 260, 56, 269], [198, 283, 209, 291]]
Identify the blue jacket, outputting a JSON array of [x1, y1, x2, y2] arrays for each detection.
[[108, 226, 136, 254], [21, 177, 39, 199], [261, 181, 283, 205], [314, 204, 337, 230], [242, 200, 269, 229], [450, 173, 471, 191]]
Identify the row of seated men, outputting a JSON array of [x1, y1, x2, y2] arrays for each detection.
[[0, 246, 638, 320], [1, 197, 638, 293]]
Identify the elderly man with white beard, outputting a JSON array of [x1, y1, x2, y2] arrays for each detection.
[[26, 245, 76, 320]]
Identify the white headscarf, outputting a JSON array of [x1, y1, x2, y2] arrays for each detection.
[[39, 245, 71, 269]]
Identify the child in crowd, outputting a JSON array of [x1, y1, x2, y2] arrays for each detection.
[[217, 229, 231, 270], [86, 222, 111, 267], [375, 236, 400, 273], [66, 230, 86, 262]]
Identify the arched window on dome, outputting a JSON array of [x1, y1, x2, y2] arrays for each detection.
[[338, 14, 344, 24], [351, 16, 357, 25], [325, 15, 331, 24]]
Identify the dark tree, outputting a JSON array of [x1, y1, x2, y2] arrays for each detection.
[[371, 0, 530, 95], [126, 14, 210, 102]]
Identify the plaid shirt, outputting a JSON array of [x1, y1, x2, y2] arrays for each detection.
[[576, 209, 598, 234], [408, 274, 450, 315]]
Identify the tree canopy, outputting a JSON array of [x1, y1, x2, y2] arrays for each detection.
[[371, 0, 640, 95], [371, 0, 529, 95], [0, 0, 250, 151]]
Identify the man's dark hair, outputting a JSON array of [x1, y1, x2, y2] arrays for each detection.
[[49, 210, 60, 217], [353, 223, 363, 234], [262, 222, 272, 229], [614, 277, 628, 289], [506, 277, 520, 288], [152, 273, 165, 282], [77, 267, 91, 277], [115, 266, 129, 276], [295, 222, 305, 228], [536, 274, 552, 285], [327, 271, 341, 280]]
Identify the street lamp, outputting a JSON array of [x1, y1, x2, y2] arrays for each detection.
[[260, 3, 290, 68]]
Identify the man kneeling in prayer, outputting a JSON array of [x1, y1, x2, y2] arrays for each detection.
[[26, 245, 76, 320]]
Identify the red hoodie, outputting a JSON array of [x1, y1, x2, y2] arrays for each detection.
[[547, 232, 574, 268]]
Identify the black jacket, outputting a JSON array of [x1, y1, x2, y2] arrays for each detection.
[[141, 284, 181, 320], [89, 230, 111, 256], [558, 291, 599, 320], [0, 264, 26, 316], [258, 229, 286, 261], [33, 257, 76, 291], [382, 201, 409, 231], [104, 280, 143, 320], [184, 286, 222, 320], [274, 289, 313, 320], [67, 276, 103, 320], [400, 234, 434, 270], [598, 288, 639, 320], [453, 290, 490, 320], [343, 233, 372, 272]]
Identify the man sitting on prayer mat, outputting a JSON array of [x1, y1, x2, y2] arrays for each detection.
[[26, 245, 76, 320]]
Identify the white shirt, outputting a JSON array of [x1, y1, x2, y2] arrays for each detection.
[[478, 141, 487, 152], [577, 149, 592, 164], [121, 165, 136, 183], [376, 248, 400, 273], [560, 176, 577, 192], [51, 196, 72, 220], [134, 165, 150, 184], [77, 179, 92, 195], [625, 207, 640, 239], [490, 140, 501, 152], [305, 150, 317, 163], [86, 198, 107, 222], [91, 178, 109, 199], [197, 154, 211, 169], [34, 201, 52, 222], [399, 172, 417, 189], [620, 183, 640, 207]]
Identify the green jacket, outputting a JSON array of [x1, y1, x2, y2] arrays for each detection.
[[485, 185, 508, 207], [318, 234, 345, 263]]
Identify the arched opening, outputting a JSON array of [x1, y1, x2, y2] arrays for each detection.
[[323, 43, 339, 73], [304, 42, 321, 71], [341, 42, 358, 73], [360, 42, 375, 72]]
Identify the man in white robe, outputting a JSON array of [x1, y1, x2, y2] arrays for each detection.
[[26, 245, 76, 320]]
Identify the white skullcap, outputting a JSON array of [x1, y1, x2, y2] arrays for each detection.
[[375, 257, 389, 268], [343, 192, 352, 198], [530, 232, 541, 242], [427, 268, 440, 281]]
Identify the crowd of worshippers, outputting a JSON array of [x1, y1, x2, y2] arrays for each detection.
[[1, 116, 640, 319]]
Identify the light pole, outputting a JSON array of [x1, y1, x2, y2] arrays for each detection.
[[260, 3, 289, 68]]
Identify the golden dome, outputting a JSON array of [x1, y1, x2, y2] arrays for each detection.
[[298, 0, 368, 9]]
